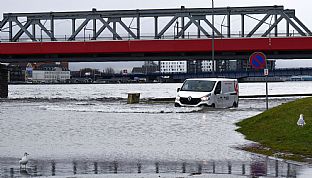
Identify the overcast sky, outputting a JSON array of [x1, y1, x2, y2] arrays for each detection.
[[1, 0, 312, 71]]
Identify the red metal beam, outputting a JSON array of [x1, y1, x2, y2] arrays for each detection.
[[1, 37, 312, 56]]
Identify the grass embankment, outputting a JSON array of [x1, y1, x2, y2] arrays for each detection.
[[236, 97, 312, 162]]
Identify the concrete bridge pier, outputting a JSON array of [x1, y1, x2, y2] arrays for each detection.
[[0, 64, 8, 98]]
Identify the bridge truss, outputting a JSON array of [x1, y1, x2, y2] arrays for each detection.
[[0, 5, 311, 42]]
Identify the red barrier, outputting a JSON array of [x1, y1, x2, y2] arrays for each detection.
[[0, 37, 312, 55]]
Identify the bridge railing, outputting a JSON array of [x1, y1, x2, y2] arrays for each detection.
[[0, 32, 307, 43]]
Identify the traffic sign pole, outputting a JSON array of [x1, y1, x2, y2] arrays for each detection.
[[249, 52, 269, 110], [265, 70, 268, 110], [264, 68, 269, 110]]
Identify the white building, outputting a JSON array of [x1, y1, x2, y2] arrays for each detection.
[[32, 70, 70, 83], [160, 61, 187, 73], [29, 64, 70, 83], [201, 60, 214, 72]]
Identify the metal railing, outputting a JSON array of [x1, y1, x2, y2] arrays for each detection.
[[0, 32, 306, 43], [0, 6, 311, 42]]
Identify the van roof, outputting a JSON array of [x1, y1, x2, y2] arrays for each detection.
[[185, 78, 237, 82]]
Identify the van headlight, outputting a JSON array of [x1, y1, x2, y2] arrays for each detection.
[[175, 95, 180, 101], [201, 94, 211, 101]]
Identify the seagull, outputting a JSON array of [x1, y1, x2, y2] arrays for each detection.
[[19, 152, 29, 169], [297, 114, 306, 127]]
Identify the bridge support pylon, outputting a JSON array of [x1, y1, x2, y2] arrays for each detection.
[[0, 64, 8, 98]]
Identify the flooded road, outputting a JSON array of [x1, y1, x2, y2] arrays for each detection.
[[1, 82, 312, 177]]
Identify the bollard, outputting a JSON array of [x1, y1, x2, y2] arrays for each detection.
[[197, 164, 202, 174], [113, 161, 118, 174], [287, 163, 290, 177], [73, 162, 77, 175], [0, 64, 8, 98], [155, 162, 159, 173], [94, 162, 98, 174], [52, 162, 56, 176], [275, 160, 278, 177], [10, 168, 14, 178], [127, 93, 140, 104], [137, 162, 142, 173], [182, 162, 186, 173]]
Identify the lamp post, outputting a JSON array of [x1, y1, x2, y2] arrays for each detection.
[[0, 28, 10, 42], [40, 29, 53, 42], [83, 27, 93, 41], [211, 0, 215, 75]]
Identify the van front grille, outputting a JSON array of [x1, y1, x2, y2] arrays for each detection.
[[180, 97, 201, 105]]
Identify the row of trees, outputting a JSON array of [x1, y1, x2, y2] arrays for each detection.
[[79, 67, 116, 76]]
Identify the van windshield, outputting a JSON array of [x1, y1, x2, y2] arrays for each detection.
[[180, 80, 216, 92]]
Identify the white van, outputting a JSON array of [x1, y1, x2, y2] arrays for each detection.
[[174, 78, 239, 108]]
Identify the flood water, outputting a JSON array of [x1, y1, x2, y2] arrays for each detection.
[[1, 82, 312, 177]]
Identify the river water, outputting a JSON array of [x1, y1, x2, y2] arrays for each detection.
[[1, 81, 312, 177]]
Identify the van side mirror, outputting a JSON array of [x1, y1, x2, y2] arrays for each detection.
[[177, 88, 180, 92]]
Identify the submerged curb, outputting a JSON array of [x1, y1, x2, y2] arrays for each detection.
[[147, 93, 312, 102]]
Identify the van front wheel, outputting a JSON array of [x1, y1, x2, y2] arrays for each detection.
[[174, 103, 181, 107], [233, 102, 238, 108]]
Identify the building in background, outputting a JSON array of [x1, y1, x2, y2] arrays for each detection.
[[201, 60, 214, 72], [31, 63, 70, 83], [235, 60, 276, 71], [132, 61, 159, 74], [7, 62, 70, 83], [7, 63, 27, 83], [160, 61, 187, 73], [187, 60, 203, 73]]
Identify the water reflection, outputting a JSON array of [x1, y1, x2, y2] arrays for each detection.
[[19, 169, 30, 176], [1, 157, 302, 177]]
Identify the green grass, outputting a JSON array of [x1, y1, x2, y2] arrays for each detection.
[[236, 97, 312, 162]]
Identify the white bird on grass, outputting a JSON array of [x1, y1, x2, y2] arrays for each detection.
[[297, 114, 306, 127], [19, 152, 29, 169]]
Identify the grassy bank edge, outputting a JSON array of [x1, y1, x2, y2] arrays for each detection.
[[235, 97, 312, 163]]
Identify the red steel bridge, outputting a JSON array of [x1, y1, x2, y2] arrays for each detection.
[[0, 5, 312, 62]]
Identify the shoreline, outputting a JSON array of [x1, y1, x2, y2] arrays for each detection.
[[238, 143, 312, 163]]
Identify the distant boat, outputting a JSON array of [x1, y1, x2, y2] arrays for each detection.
[[289, 75, 312, 81], [239, 76, 284, 83]]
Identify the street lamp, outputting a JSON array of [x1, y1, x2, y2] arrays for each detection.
[[0, 28, 10, 42], [211, 0, 215, 75], [83, 27, 93, 41], [40, 29, 53, 42]]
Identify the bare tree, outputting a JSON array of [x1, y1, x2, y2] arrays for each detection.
[[105, 67, 115, 74]]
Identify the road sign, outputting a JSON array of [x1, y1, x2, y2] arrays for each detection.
[[264, 69, 269, 76], [249, 52, 267, 70]]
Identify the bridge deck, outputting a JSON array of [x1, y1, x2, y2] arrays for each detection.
[[1, 37, 312, 62]]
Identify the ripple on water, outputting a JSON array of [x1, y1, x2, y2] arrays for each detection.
[[39, 101, 203, 114]]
